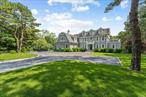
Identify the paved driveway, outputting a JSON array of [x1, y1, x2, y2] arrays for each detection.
[[0, 52, 121, 73], [31, 52, 93, 57]]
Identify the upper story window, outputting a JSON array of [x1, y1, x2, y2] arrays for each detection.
[[60, 36, 65, 42], [97, 37, 98, 41], [90, 37, 92, 41], [102, 36, 104, 41], [61, 37, 64, 40]]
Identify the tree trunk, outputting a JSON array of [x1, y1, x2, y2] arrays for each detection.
[[15, 38, 20, 53], [129, 0, 141, 71], [13, 28, 22, 53], [19, 31, 24, 52]]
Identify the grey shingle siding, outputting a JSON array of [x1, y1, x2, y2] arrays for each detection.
[[56, 28, 121, 50]]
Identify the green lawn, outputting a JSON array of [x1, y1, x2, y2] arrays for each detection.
[[0, 53, 146, 97], [93, 52, 146, 69], [0, 53, 36, 61]]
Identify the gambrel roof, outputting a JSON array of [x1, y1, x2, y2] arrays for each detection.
[[58, 32, 78, 43]]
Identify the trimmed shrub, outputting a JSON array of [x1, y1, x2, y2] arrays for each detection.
[[80, 48, 86, 52], [64, 48, 73, 52], [94, 48, 99, 52], [114, 49, 122, 53], [55, 48, 86, 52], [100, 48, 106, 52], [94, 48, 123, 53], [72, 48, 78, 52], [106, 48, 114, 53]]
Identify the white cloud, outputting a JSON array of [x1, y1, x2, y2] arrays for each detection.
[[31, 9, 38, 15], [48, 0, 53, 5], [42, 12, 95, 35], [120, 0, 128, 8], [102, 17, 112, 22], [36, 17, 42, 23], [48, 0, 100, 6], [115, 16, 123, 21], [47, 0, 100, 12], [72, 5, 89, 12], [45, 9, 50, 13]]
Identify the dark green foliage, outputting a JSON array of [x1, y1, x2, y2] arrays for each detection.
[[80, 48, 86, 52], [105, 0, 122, 13], [106, 48, 114, 53], [94, 48, 100, 52], [100, 48, 106, 52], [114, 49, 122, 53], [55, 48, 86, 52], [32, 39, 50, 51], [0, 31, 15, 51], [0, 0, 40, 52], [94, 48, 123, 53], [64, 48, 73, 52]]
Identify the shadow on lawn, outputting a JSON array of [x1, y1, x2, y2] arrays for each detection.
[[0, 60, 146, 97]]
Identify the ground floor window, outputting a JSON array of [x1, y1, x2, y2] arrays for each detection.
[[102, 45, 104, 48], [112, 45, 115, 49], [66, 44, 68, 48]]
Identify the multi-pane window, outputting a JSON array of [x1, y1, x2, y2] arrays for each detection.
[[112, 45, 115, 49], [97, 37, 98, 41], [90, 37, 92, 41], [61, 37, 64, 40], [102, 45, 104, 48], [102, 36, 104, 41], [66, 44, 68, 48]]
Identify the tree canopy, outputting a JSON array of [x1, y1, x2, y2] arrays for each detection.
[[0, 0, 40, 52]]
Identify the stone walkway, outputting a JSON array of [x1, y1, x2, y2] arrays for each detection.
[[0, 52, 121, 73]]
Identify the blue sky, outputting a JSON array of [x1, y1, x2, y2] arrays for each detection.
[[10, 0, 130, 36]]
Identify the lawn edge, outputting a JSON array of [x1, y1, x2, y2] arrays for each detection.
[[0, 55, 39, 64]]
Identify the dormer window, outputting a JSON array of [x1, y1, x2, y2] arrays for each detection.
[[61, 37, 64, 40], [102, 36, 104, 41]]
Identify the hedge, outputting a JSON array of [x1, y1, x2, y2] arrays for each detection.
[[94, 48, 122, 53], [55, 48, 86, 52]]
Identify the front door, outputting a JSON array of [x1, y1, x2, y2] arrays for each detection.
[[88, 44, 93, 50]]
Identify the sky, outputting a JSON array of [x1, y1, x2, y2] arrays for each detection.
[[10, 0, 131, 36]]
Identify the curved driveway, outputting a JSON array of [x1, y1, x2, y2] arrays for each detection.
[[0, 52, 121, 73]]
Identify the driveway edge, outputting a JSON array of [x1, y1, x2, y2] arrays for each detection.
[[0, 55, 39, 64]]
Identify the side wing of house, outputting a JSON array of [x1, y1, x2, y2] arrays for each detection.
[[56, 33, 70, 49]]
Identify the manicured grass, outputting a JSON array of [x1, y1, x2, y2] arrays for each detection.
[[0, 53, 146, 97], [0, 53, 36, 61], [93, 52, 146, 69], [0, 60, 146, 97]]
